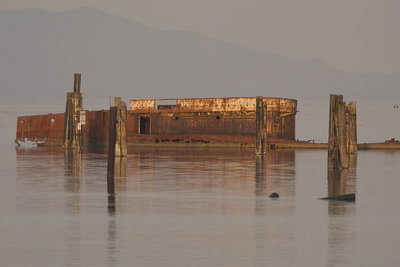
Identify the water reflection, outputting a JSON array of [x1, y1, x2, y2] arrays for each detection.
[[114, 157, 127, 192], [109, 156, 127, 215], [327, 155, 357, 209], [254, 150, 296, 266], [64, 150, 81, 216], [12, 146, 370, 266], [64, 150, 82, 179], [15, 147, 65, 212], [107, 156, 127, 266], [254, 150, 296, 210], [255, 154, 266, 197], [107, 194, 117, 266], [327, 154, 357, 266]]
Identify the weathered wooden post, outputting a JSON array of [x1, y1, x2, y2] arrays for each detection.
[[107, 106, 118, 195], [345, 102, 357, 154], [107, 98, 128, 195], [255, 96, 267, 154], [328, 94, 349, 169], [63, 73, 83, 151], [114, 97, 127, 158], [324, 95, 357, 201], [74, 73, 81, 94]]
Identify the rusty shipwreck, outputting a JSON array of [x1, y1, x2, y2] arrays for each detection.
[[16, 96, 297, 147], [15, 74, 298, 148]]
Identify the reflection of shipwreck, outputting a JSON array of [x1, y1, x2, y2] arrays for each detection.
[[16, 96, 297, 147]]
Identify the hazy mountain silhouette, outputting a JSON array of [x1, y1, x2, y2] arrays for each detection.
[[1, 7, 399, 99]]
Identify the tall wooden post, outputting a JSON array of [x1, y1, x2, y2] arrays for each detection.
[[345, 102, 357, 154], [63, 73, 83, 151], [74, 73, 81, 94], [255, 96, 267, 154], [114, 97, 127, 158], [328, 94, 349, 169], [107, 106, 118, 195], [107, 98, 128, 195]]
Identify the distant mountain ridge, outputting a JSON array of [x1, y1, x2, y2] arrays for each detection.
[[1, 7, 399, 99]]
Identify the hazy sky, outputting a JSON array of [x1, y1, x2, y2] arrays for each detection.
[[2, 0, 399, 73]]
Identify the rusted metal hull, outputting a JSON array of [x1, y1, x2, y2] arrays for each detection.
[[16, 111, 110, 147], [16, 113, 65, 146], [16, 97, 298, 147]]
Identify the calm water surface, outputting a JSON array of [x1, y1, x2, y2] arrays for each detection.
[[0, 97, 400, 266]]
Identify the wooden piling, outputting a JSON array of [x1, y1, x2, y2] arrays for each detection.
[[114, 98, 127, 191], [328, 94, 349, 169], [107, 97, 128, 195], [107, 106, 118, 195], [345, 102, 357, 154], [64, 93, 74, 148], [114, 97, 127, 157], [63, 73, 83, 150], [74, 73, 81, 93], [255, 96, 267, 154]]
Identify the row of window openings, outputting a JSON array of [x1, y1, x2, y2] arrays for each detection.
[[19, 115, 222, 131], [139, 115, 222, 135]]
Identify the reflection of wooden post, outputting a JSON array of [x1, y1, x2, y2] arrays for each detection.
[[63, 73, 83, 151], [255, 96, 267, 154], [108, 195, 116, 215], [107, 107, 117, 195], [328, 94, 349, 169], [325, 153, 357, 204], [255, 155, 266, 197], [345, 102, 357, 154], [114, 157, 127, 192]]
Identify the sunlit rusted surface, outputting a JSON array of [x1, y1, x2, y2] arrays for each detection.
[[16, 97, 297, 147], [16, 113, 65, 145], [130, 97, 297, 113], [16, 111, 110, 147], [127, 97, 297, 144], [177, 97, 256, 112], [130, 99, 155, 112]]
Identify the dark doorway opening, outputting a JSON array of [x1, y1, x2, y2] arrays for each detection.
[[140, 116, 150, 134]]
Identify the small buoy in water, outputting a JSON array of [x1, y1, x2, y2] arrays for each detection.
[[359, 122, 364, 126], [269, 192, 279, 198], [394, 104, 399, 108]]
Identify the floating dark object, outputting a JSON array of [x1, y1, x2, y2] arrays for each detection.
[[269, 192, 279, 198], [394, 104, 398, 108], [320, 193, 355, 202]]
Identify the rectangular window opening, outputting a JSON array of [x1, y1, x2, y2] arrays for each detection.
[[139, 116, 150, 135]]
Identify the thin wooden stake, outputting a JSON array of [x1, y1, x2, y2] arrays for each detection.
[[114, 97, 127, 158], [107, 106, 118, 195], [255, 96, 267, 154], [345, 102, 357, 154]]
